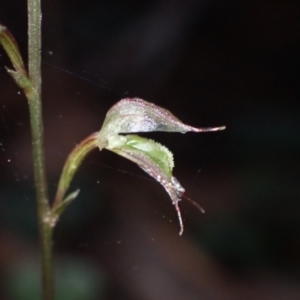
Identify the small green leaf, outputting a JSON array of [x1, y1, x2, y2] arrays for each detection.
[[52, 189, 80, 219]]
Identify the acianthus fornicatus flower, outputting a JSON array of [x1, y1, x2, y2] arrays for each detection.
[[97, 98, 225, 235], [1, 25, 225, 234]]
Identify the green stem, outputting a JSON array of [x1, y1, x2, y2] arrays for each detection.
[[26, 88, 54, 300], [40, 223, 54, 300], [28, 0, 42, 95], [27, 1, 54, 299]]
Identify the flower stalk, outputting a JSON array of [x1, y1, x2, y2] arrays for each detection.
[[51, 132, 99, 219]]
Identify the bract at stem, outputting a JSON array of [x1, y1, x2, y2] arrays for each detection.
[[0, 24, 27, 76]]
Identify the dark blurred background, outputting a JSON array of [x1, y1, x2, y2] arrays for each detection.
[[0, 0, 300, 299]]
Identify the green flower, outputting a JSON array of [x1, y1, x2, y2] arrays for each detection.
[[53, 98, 225, 234], [97, 98, 225, 235]]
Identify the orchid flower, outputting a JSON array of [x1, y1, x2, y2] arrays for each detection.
[[53, 98, 225, 235], [98, 98, 225, 234]]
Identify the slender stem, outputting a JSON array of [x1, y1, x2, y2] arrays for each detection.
[[26, 89, 54, 300], [27, 1, 54, 299], [28, 0, 42, 95], [39, 222, 54, 300]]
